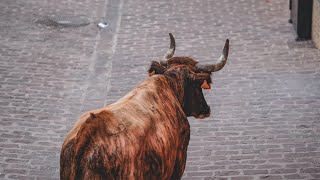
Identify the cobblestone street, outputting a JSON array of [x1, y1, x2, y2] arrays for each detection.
[[1, 0, 320, 179]]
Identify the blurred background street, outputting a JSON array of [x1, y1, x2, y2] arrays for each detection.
[[1, 0, 320, 179]]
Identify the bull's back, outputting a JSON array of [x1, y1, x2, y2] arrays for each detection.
[[60, 109, 185, 179], [60, 110, 132, 179], [60, 111, 151, 178]]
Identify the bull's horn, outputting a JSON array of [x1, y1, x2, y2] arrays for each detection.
[[195, 39, 229, 72], [160, 33, 175, 66]]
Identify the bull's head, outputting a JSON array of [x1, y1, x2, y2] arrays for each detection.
[[148, 33, 229, 119]]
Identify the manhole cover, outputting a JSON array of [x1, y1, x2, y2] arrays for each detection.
[[36, 15, 90, 27]]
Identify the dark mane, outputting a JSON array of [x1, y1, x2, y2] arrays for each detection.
[[167, 57, 198, 66]]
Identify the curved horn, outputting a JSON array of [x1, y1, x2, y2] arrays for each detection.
[[160, 33, 176, 66], [195, 39, 229, 72]]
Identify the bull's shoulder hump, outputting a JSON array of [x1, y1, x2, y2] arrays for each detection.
[[62, 109, 115, 145]]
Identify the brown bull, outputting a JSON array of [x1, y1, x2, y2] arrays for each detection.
[[60, 33, 229, 180]]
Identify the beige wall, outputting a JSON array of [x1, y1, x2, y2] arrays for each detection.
[[313, 0, 320, 48]]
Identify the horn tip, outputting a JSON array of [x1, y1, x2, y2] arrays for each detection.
[[168, 33, 175, 50], [169, 33, 175, 41], [223, 39, 229, 56]]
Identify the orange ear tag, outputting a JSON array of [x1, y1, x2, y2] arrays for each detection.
[[201, 80, 211, 89], [149, 71, 155, 77]]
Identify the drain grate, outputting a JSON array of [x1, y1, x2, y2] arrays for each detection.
[[36, 15, 90, 27]]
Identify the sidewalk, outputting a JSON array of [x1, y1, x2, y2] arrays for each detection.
[[1, 0, 320, 179]]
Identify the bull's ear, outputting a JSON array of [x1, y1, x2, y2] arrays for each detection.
[[201, 80, 211, 89], [149, 71, 155, 77], [148, 61, 166, 76]]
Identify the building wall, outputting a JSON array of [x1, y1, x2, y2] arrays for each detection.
[[313, 0, 320, 48]]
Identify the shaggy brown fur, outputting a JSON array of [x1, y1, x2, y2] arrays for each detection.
[[61, 72, 188, 179]]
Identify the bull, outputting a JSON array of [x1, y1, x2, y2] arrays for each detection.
[[60, 33, 229, 180]]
